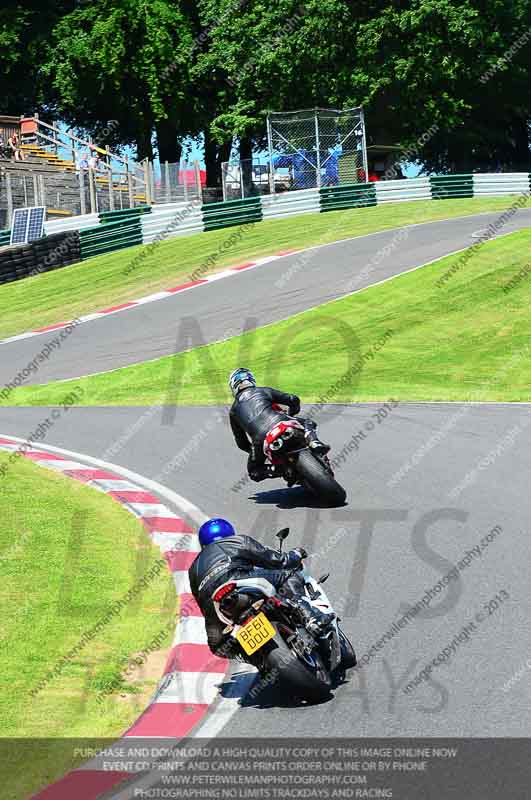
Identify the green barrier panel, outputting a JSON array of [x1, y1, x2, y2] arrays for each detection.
[[203, 210, 263, 232], [80, 217, 142, 260], [320, 182, 377, 211], [202, 196, 263, 232], [99, 205, 151, 224], [0, 229, 11, 246], [430, 175, 473, 199], [80, 221, 141, 240], [81, 237, 143, 259]]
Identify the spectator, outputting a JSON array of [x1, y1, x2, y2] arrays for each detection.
[[8, 133, 24, 161], [77, 152, 90, 170], [88, 152, 101, 171]]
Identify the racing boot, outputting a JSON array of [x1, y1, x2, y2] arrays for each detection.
[[294, 598, 335, 636], [305, 428, 330, 456]]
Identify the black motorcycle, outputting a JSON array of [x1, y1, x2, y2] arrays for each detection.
[[212, 528, 356, 703], [263, 419, 346, 506]]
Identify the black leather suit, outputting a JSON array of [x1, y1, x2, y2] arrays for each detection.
[[189, 533, 304, 654], [229, 386, 317, 480]]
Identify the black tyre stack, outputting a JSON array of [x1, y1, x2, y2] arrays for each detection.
[[0, 230, 81, 286]]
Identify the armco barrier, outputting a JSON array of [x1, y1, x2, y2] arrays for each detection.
[[375, 176, 432, 204], [202, 195, 262, 232], [430, 174, 474, 199], [320, 182, 377, 211], [0, 230, 81, 286], [473, 173, 531, 196], [140, 201, 204, 244], [261, 188, 320, 220], [1, 172, 530, 286], [79, 217, 143, 259], [99, 205, 152, 224]]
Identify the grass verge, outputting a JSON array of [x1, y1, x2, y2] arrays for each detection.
[[0, 451, 177, 798], [5, 228, 531, 405], [0, 196, 528, 339]]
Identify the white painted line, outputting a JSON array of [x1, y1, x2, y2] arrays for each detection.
[[126, 502, 178, 518]]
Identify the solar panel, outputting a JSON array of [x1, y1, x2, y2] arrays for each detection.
[[10, 206, 46, 245], [27, 207, 46, 242]]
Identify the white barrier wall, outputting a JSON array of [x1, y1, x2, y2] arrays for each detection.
[[473, 173, 530, 196], [261, 188, 320, 220], [141, 202, 204, 243], [45, 213, 100, 235], [375, 177, 432, 204]]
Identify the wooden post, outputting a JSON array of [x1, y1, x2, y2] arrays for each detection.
[[143, 159, 151, 205], [88, 167, 96, 213], [32, 174, 39, 205], [6, 173, 13, 227], [69, 131, 76, 168], [182, 160, 188, 202], [165, 160, 170, 204], [150, 160, 156, 205], [38, 175, 46, 207], [78, 169, 86, 216], [108, 167, 115, 211], [193, 160, 202, 200], [127, 169, 134, 208]]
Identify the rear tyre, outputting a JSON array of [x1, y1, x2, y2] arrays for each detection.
[[338, 627, 357, 669], [263, 632, 332, 702], [296, 450, 346, 506]]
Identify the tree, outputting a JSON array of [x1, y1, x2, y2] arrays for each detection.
[[42, 0, 198, 161], [0, 0, 74, 117], [195, 0, 531, 173]]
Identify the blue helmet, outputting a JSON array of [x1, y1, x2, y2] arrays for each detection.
[[198, 518, 236, 547], [229, 368, 256, 397]]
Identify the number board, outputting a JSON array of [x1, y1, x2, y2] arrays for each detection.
[[10, 206, 46, 245]]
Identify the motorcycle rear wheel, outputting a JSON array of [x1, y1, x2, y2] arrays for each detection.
[[296, 450, 346, 506], [263, 632, 332, 703]]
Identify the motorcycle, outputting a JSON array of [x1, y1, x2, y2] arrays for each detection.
[[263, 419, 346, 506], [212, 528, 356, 703]]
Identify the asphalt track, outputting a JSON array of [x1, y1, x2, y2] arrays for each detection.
[[2, 208, 531, 386], [2, 402, 530, 736], [2, 208, 531, 741]]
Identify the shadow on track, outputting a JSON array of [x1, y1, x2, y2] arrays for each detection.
[[248, 486, 347, 509], [237, 672, 351, 709]]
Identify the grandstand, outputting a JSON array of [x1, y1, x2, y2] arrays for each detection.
[[0, 115, 201, 227]]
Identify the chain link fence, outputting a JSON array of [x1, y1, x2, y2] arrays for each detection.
[[267, 107, 368, 191], [221, 108, 369, 200]]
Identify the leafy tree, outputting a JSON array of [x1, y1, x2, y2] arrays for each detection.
[[42, 0, 198, 161]]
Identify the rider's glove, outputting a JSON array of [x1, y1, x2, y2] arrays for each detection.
[[285, 547, 308, 568]]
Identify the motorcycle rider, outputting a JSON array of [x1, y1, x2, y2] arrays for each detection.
[[188, 518, 335, 656], [228, 368, 330, 482]]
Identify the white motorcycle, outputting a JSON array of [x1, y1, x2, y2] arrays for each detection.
[[211, 528, 356, 702]]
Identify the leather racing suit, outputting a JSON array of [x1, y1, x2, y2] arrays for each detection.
[[188, 534, 326, 655], [229, 386, 323, 481]]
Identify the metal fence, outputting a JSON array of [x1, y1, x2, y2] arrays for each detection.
[[221, 157, 272, 200], [222, 107, 370, 200], [267, 107, 368, 191], [0, 158, 202, 227]]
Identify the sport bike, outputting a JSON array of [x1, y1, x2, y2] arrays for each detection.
[[212, 528, 356, 702], [263, 419, 346, 505]]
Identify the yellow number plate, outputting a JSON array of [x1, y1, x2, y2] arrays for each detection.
[[236, 612, 275, 655]]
